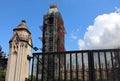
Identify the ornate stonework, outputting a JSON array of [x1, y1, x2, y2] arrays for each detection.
[[5, 20, 32, 81]]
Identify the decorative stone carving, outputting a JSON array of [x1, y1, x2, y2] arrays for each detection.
[[5, 20, 32, 81]]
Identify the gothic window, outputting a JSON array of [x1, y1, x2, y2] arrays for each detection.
[[14, 45, 15, 49], [13, 51, 17, 55]]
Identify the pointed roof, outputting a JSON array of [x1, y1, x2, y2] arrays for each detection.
[[13, 20, 31, 34]]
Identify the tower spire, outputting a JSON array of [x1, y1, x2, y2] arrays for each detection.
[[13, 20, 31, 34]]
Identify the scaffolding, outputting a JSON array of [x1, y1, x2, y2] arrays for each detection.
[[38, 4, 66, 80], [39, 7, 66, 52]]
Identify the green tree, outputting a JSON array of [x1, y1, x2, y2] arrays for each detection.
[[0, 45, 6, 58], [0, 71, 5, 81], [0, 45, 7, 81]]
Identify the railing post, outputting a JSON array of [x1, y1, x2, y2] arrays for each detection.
[[81, 52, 84, 81], [42, 54, 45, 81], [70, 53, 72, 81], [75, 53, 78, 81], [88, 51, 95, 81], [64, 53, 66, 81], [31, 56, 34, 81], [36, 55, 39, 81], [116, 49, 120, 81]]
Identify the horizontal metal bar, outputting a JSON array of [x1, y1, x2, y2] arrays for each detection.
[[33, 49, 120, 55]]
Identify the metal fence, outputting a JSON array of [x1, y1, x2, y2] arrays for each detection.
[[30, 49, 120, 81]]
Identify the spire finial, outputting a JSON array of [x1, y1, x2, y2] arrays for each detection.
[[22, 20, 26, 23], [50, 4, 58, 9]]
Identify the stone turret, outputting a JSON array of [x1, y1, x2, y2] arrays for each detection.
[[5, 20, 32, 81]]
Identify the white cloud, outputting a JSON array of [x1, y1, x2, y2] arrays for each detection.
[[78, 8, 120, 50], [70, 27, 81, 40], [70, 33, 77, 39]]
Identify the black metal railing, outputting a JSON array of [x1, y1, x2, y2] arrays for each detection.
[[30, 49, 120, 81]]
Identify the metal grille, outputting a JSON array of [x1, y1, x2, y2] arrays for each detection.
[[31, 49, 120, 81]]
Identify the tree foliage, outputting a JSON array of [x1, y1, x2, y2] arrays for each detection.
[[0, 45, 6, 81], [0, 71, 5, 81], [0, 45, 6, 58]]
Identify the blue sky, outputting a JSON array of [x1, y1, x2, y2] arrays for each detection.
[[0, 0, 120, 54]]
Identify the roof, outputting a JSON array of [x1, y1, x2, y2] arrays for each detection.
[[13, 20, 31, 34]]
